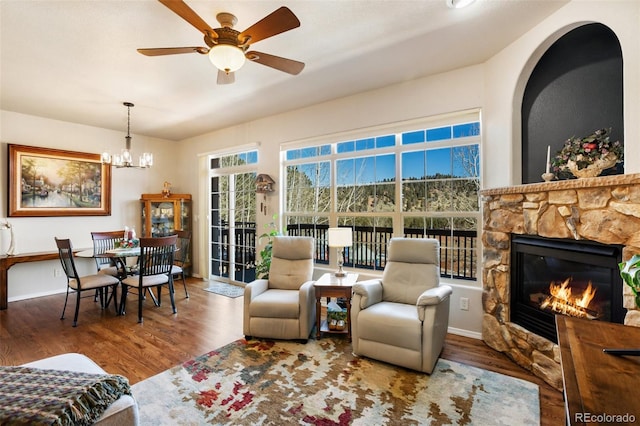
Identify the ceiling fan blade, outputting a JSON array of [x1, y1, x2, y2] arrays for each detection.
[[238, 7, 300, 45], [246, 51, 305, 75], [158, 0, 217, 37], [138, 47, 208, 56], [217, 70, 235, 85]]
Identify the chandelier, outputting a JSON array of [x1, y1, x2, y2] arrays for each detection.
[[101, 102, 153, 168]]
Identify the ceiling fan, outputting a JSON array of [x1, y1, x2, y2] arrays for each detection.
[[138, 0, 305, 84]]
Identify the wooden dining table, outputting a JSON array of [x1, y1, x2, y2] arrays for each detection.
[[77, 248, 141, 279], [77, 245, 177, 308], [77, 247, 161, 308]]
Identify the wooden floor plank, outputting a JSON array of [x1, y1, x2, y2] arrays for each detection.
[[0, 277, 564, 424]]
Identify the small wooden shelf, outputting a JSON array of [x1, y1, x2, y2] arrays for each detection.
[[320, 319, 348, 335]]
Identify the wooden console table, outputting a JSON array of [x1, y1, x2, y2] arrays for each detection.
[[0, 251, 69, 310], [556, 315, 640, 425]]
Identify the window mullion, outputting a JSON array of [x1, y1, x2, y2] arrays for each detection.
[[282, 115, 481, 281]]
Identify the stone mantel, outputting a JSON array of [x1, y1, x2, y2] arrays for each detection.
[[481, 173, 640, 196], [481, 173, 640, 391]]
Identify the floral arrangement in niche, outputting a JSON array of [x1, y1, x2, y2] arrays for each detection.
[[551, 128, 623, 178]]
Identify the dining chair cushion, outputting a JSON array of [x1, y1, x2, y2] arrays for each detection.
[[170, 265, 182, 275], [122, 274, 169, 289], [98, 265, 120, 277], [69, 274, 120, 291]]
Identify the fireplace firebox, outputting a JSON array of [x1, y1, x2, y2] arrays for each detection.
[[510, 235, 626, 343]]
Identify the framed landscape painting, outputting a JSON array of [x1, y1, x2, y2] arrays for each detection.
[[8, 144, 111, 217]]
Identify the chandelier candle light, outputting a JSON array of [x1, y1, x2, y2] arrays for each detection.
[[328, 227, 353, 277], [101, 102, 153, 168]]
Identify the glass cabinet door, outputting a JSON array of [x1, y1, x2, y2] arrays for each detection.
[[141, 194, 192, 238], [151, 201, 175, 236], [141, 200, 147, 236], [180, 200, 191, 232]]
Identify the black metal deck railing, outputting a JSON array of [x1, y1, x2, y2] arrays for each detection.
[[214, 221, 477, 281], [286, 224, 476, 280]]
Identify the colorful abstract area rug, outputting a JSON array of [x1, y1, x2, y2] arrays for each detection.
[[203, 282, 245, 298], [131, 338, 540, 425]]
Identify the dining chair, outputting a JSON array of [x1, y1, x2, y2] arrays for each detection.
[[55, 237, 120, 327], [119, 235, 178, 323], [171, 230, 191, 298], [91, 230, 126, 277]]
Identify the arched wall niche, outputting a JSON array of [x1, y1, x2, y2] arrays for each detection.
[[519, 23, 623, 184]]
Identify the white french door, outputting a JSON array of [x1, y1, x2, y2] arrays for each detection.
[[209, 170, 257, 284]]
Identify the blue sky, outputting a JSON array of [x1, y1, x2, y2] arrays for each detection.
[[286, 122, 480, 186]]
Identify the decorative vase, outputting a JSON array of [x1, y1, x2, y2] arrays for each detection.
[[567, 153, 617, 179], [0, 227, 10, 255]]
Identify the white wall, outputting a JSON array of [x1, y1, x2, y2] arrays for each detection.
[[174, 0, 640, 338], [0, 111, 177, 299], [175, 65, 485, 336], [2, 0, 638, 338], [483, 0, 640, 189]]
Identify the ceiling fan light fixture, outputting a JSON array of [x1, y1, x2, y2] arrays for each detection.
[[446, 0, 476, 9], [209, 44, 246, 74]]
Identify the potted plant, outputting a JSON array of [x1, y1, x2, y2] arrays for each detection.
[[619, 254, 640, 309], [254, 216, 281, 279]]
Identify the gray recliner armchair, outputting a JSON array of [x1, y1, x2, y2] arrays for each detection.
[[243, 236, 316, 341], [351, 237, 452, 373]]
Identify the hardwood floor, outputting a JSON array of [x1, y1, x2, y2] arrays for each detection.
[[0, 277, 564, 425]]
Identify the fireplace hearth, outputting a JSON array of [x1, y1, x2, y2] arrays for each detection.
[[481, 174, 640, 390], [510, 235, 625, 343]]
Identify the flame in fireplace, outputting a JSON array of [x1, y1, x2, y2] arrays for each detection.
[[539, 278, 599, 319]]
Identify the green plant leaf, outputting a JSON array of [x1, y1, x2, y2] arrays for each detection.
[[254, 215, 282, 279], [619, 254, 640, 308]]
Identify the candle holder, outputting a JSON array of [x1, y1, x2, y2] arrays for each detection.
[[541, 172, 555, 182]]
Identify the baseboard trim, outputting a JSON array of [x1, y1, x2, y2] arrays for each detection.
[[447, 326, 482, 340], [8, 288, 66, 303]]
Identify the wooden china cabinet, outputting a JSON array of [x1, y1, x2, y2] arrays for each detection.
[[140, 193, 192, 238]]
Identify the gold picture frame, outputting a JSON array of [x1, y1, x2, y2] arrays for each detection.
[[8, 144, 111, 217]]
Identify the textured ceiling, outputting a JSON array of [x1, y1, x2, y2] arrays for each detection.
[[0, 0, 568, 141]]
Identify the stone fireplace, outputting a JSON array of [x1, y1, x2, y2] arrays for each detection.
[[481, 174, 640, 390]]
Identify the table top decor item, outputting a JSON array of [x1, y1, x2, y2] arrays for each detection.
[[117, 236, 139, 249]]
